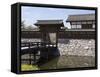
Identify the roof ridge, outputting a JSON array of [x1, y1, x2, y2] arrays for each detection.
[[37, 20, 63, 21], [69, 13, 95, 16]]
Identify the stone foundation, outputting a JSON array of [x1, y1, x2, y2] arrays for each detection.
[[58, 39, 95, 56]]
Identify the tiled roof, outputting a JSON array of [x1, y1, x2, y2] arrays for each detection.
[[34, 20, 64, 26], [66, 14, 95, 22]]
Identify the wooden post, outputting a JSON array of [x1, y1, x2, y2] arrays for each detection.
[[29, 42, 31, 65]]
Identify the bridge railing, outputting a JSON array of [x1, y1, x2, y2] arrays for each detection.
[[21, 42, 57, 49]]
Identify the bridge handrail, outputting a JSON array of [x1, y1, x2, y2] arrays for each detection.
[[21, 42, 56, 47]]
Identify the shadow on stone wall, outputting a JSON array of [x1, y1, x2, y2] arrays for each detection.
[[58, 39, 70, 44]]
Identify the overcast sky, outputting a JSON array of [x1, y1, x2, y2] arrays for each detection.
[[21, 6, 95, 28]]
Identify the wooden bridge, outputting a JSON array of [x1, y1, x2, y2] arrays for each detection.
[[21, 42, 58, 64]]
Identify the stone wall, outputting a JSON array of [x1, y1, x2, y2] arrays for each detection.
[[21, 39, 95, 57], [58, 39, 95, 56]]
